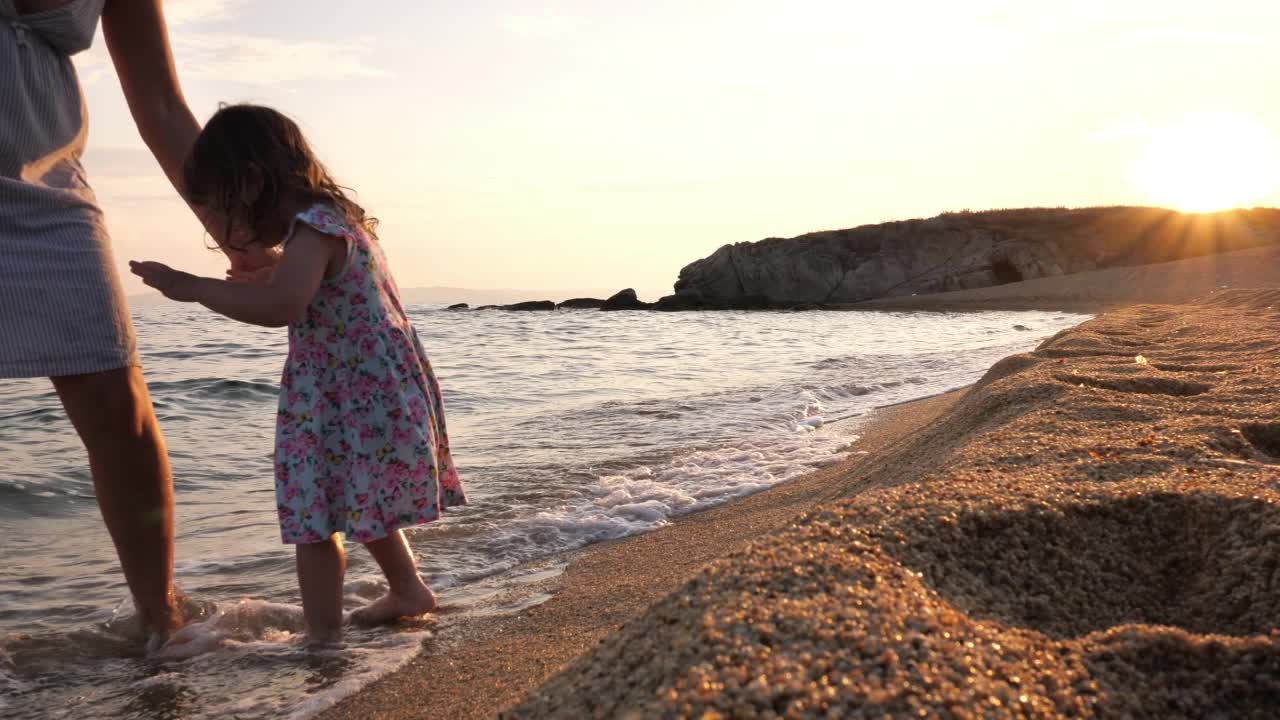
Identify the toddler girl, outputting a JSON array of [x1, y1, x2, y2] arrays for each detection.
[[131, 104, 466, 644]]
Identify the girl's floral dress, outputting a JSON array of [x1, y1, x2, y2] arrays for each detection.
[[275, 204, 465, 544]]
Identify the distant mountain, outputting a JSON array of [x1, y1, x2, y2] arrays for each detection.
[[660, 206, 1280, 310]]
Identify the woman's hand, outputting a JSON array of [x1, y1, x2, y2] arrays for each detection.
[[226, 266, 275, 285], [223, 242, 283, 285], [129, 261, 202, 302]]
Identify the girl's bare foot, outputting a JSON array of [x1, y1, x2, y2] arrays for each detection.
[[348, 586, 437, 627]]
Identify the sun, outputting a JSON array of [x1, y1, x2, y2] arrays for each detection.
[[1134, 112, 1280, 213]]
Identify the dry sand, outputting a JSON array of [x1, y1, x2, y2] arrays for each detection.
[[324, 248, 1280, 719], [510, 289, 1280, 718]]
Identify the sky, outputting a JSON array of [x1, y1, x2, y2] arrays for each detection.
[[76, 0, 1280, 299]]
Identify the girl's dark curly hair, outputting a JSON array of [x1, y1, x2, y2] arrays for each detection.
[[184, 103, 377, 250]]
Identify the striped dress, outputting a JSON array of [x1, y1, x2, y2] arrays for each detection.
[[0, 0, 137, 378]]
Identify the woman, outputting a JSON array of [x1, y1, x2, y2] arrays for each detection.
[[1, 0, 211, 646]]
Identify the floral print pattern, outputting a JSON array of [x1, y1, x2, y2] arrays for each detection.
[[275, 205, 465, 544]]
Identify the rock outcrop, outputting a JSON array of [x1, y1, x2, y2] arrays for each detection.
[[558, 298, 606, 310], [651, 293, 705, 312], [600, 288, 652, 311], [503, 300, 556, 311], [447, 303, 469, 310], [661, 207, 1280, 309]]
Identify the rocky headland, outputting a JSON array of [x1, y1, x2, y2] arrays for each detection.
[[657, 206, 1280, 310]]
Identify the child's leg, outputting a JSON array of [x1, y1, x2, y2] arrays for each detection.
[[349, 529, 436, 626], [296, 533, 346, 644]]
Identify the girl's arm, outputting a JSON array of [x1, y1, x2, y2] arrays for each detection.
[[130, 228, 344, 327]]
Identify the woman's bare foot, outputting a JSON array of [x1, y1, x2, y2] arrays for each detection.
[[304, 626, 344, 648], [142, 599, 189, 657], [348, 586, 437, 627]]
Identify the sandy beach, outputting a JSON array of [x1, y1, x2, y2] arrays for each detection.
[[324, 253, 1280, 718]]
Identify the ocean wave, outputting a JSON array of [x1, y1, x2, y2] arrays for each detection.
[[0, 406, 65, 425], [0, 476, 93, 519], [449, 413, 856, 586], [148, 378, 279, 401]]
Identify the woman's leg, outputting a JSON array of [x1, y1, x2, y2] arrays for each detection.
[[51, 366, 182, 642], [295, 533, 346, 644], [349, 529, 436, 626]]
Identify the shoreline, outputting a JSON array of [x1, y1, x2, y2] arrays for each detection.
[[319, 388, 969, 720]]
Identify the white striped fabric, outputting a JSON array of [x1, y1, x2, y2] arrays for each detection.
[[0, 0, 137, 379]]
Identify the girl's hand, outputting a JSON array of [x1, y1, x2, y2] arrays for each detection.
[[226, 266, 275, 285], [140, 226, 339, 327], [129, 261, 202, 302]]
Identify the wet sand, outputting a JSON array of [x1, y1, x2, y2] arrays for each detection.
[[325, 250, 1280, 718]]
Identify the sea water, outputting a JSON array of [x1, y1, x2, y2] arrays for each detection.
[[0, 304, 1086, 718]]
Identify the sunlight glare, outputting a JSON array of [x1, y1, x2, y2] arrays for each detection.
[[1134, 112, 1279, 213]]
